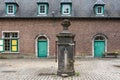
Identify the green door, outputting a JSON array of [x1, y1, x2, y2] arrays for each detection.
[[38, 40, 47, 57], [94, 41, 105, 57]]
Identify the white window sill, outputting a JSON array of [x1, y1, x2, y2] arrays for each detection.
[[5, 14, 15, 16], [96, 14, 104, 16], [37, 14, 47, 16], [61, 14, 71, 16], [1, 52, 20, 54]]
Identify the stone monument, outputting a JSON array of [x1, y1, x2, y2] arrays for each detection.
[[56, 19, 75, 77]]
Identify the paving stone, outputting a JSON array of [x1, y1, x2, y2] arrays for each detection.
[[0, 58, 120, 80]]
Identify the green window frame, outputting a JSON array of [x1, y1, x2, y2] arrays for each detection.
[[95, 6, 104, 15], [0, 39, 4, 52], [2, 32, 19, 52], [38, 4, 48, 15], [61, 3, 72, 15], [6, 4, 16, 15]]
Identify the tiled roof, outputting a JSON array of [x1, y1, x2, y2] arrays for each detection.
[[0, 0, 119, 18], [95, 0, 105, 5], [37, 0, 48, 3], [61, 0, 72, 3], [5, 0, 17, 3]]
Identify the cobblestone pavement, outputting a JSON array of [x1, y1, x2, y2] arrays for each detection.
[[0, 58, 120, 80]]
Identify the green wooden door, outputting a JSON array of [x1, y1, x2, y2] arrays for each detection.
[[94, 41, 105, 57], [38, 40, 47, 57]]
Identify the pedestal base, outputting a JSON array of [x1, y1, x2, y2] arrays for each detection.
[[57, 70, 75, 77]]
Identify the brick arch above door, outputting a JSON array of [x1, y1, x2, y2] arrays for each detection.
[[92, 33, 108, 57], [35, 34, 49, 58]]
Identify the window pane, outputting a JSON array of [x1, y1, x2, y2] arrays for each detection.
[[40, 5, 45, 13], [98, 7, 102, 13], [95, 36, 105, 40], [39, 4, 46, 14], [4, 33, 10, 38], [12, 40, 17, 45], [8, 5, 14, 14], [12, 46, 17, 52], [11, 39, 18, 52], [63, 4, 70, 14], [4, 39, 10, 51], [11, 32, 18, 38]]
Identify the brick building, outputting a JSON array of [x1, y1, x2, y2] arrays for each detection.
[[0, 0, 120, 58]]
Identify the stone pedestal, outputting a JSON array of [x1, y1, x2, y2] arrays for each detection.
[[56, 19, 75, 76]]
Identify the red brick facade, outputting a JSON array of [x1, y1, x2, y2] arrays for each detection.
[[0, 18, 120, 57]]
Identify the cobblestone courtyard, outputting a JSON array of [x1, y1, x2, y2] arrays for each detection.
[[0, 58, 120, 80]]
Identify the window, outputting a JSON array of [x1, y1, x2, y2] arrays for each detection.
[[95, 36, 105, 40], [61, 4, 71, 15], [6, 4, 15, 14], [94, 0, 105, 16], [2, 32, 19, 52], [98, 6, 102, 13], [5, 1, 19, 15], [38, 4, 48, 15], [95, 6, 104, 15]]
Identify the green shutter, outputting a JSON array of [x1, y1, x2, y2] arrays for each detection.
[[0, 39, 4, 52], [14, 4, 17, 14], [11, 39, 18, 52], [61, 4, 63, 14], [38, 4, 40, 15], [46, 4, 49, 14], [102, 6, 104, 14], [6, 4, 7, 15]]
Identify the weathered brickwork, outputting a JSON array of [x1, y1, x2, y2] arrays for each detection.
[[0, 18, 120, 57]]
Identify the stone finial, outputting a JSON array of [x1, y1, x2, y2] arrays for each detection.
[[61, 19, 71, 31]]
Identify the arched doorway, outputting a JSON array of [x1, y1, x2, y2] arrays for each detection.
[[93, 34, 107, 57], [37, 36, 48, 58]]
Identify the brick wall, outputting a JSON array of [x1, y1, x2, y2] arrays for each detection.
[[0, 18, 120, 57]]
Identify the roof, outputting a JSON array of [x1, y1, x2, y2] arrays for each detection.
[[95, 0, 105, 5], [5, 0, 19, 6], [5, 0, 17, 3], [0, 0, 120, 18], [5, 0, 16, 2], [37, 0, 48, 3], [61, 0, 72, 3]]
